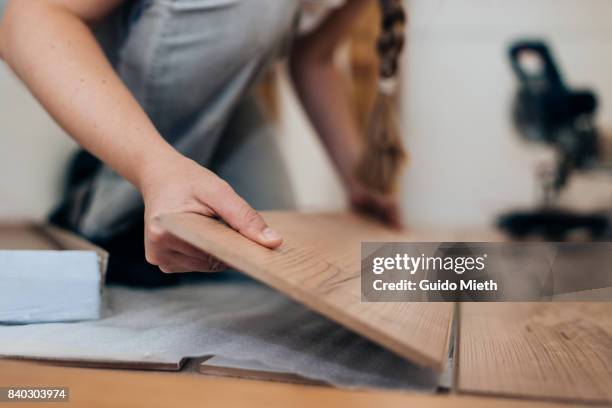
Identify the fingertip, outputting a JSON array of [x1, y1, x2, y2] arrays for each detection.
[[261, 227, 283, 248]]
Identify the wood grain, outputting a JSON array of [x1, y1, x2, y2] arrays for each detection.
[[157, 211, 455, 371], [458, 303, 612, 404], [0, 359, 586, 408]]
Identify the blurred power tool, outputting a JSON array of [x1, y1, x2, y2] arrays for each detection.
[[499, 40, 611, 240]]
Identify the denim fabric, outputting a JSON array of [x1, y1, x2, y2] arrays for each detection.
[[78, 0, 299, 239]]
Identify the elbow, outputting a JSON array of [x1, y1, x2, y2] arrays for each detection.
[[0, 0, 60, 63], [289, 41, 335, 84], [291, 36, 336, 66]]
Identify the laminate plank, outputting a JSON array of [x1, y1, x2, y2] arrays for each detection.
[[2, 356, 183, 371], [199, 356, 324, 386], [157, 211, 455, 371], [458, 303, 612, 404]]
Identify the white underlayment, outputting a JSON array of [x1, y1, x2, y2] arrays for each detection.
[[0, 278, 440, 390]]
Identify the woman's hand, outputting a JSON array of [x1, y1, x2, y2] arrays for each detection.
[[346, 177, 403, 229], [139, 154, 283, 273]]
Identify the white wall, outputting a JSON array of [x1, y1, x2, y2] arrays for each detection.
[[0, 65, 77, 221], [276, 71, 346, 212], [402, 0, 612, 228]]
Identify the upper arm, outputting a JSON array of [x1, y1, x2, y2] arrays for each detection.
[[2, 0, 124, 27], [38, 0, 125, 22], [0, 0, 124, 58]]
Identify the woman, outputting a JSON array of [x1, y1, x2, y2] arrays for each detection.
[[0, 0, 404, 284]]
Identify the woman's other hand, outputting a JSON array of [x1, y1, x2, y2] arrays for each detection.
[[347, 178, 403, 229]]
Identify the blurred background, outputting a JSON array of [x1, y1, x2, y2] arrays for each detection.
[[1, 0, 612, 236]]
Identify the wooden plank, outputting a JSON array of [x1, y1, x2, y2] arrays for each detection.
[[0, 359, 587, 408], [157, 211, 454, 371], [199, 356, 324, 386], [0, 223, 60, 250], [2, 356, 183, 372], [458, 303, 612, 404]]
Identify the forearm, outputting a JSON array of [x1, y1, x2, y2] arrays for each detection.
[[2, 0, 284, 268], [0, 1, 179, 190], [290, 56, 362, 187], [289, 0, 372, 188]]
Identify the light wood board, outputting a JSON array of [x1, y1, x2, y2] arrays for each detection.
[[2, 356, 184, 372], [199, 356, 324, 386], [0, 222, 108, 268], [0, 359, 588, 408], [457, 303, 612, 404], [0, 224, 61, 250], [157, 211, 455, 371]]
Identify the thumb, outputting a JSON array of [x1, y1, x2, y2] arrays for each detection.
[[207, 182, 283, 249]]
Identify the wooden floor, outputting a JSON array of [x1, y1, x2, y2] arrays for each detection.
[[3, 212, 607, 405], [158, 211, 612, 405], [458, 303, 612, 404], [0, 360, 592, 408]]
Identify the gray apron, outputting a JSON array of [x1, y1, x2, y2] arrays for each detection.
[[74, 0, 299, 240]]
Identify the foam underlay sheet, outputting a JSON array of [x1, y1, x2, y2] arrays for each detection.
[[0, 278, 440, 390], [0, 251, 102, 323]]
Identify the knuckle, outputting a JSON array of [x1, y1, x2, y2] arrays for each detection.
[[148, 251, 170, 267], [210, 260, 227, 272], [200, 264, 218, 273], [145, 252, 157, 265], [148, 254, 163, 266], [148, 226, 167, 244], [144, 245, 160, 265], [240, 205, 261, 228], [209, 179, 232, 197], [217, 179, 232, 191], [159, 265, 174, 274]]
